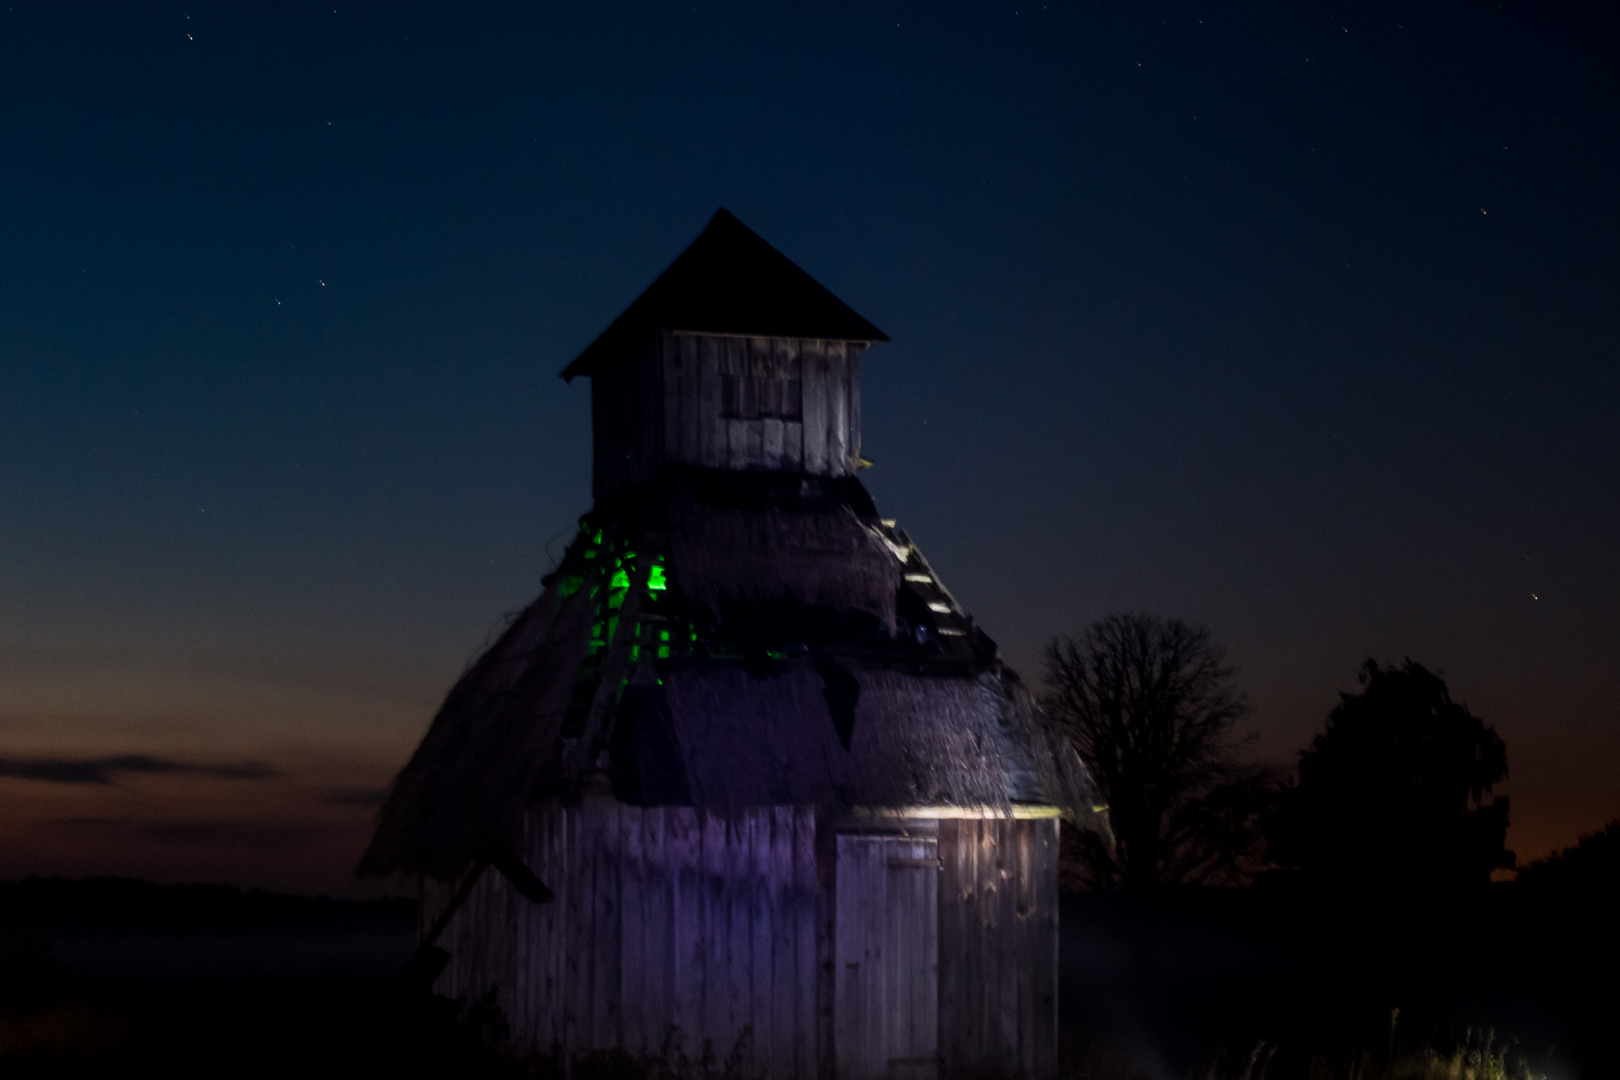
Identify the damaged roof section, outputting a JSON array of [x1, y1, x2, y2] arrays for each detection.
[[608, 661, 1100, 823], [361, 469, 1106, 881], [660, 469, 993, 668], [359, 584, 594, 881], [363, 210, 1107, 885]]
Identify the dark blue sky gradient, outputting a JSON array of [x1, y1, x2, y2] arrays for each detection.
[[1, 2, 1615, 891]]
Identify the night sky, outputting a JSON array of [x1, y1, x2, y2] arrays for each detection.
[[1, 2, 1615, 894]]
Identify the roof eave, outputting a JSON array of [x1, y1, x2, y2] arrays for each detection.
[[561, 329, 888, 382]]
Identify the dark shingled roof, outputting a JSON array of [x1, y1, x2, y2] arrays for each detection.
[[561, 210, 889, 381]]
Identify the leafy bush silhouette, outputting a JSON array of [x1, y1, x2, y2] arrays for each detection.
[[1268, 660, 1512, 891]]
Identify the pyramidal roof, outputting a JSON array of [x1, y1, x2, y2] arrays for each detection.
[[561, 209, 888, 381]]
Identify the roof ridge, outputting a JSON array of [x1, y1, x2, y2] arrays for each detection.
[[561, 209, 888, 381]]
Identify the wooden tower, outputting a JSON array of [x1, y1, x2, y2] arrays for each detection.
[[361, 210, 1108, 1080]]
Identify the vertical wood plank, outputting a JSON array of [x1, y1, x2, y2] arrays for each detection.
[[552, 804, 570, 1054], [923, 837, 941, 1078], [782, 420, 804, 472], [770, 807, 797, 1079], [1014, 822, 1035, 1078], [805, 809, 831, 1080], [743, 419, 764, 471], [727, 815, 754, 1058], [727, 419, 751, 471], [494, 867, 512, 1008], [699, 336, 723, 468], [621, 805, 647, 1054], [762, 418, 784, 470], [671, 807, 704, 1045], [903, 836, 939, 1066], [427, 876, 453, 999], [995, 822, 1019, 1066], [781, 335, 803, 471], [945, 819, 967, 1072], [847, 346, 862, 469], [1032, 820, 1059, 1078], [525, 805, 549, 1053], [801, 339, 828, 475], [825, 342, 848, 476], [964, 820, 986, 1073], [596, 804, 625, 1048], [725, 337, 748, 469], [747, 811, 773, 1076], [511, 813, 533, 1051], [703, 811, 730, 1047], [833, 835, 859, 1080], [529, 809, 551, 1052], [526, 804, 550, 1053], [643, 808, 673, 1054], [676, 334, 699, 465], [564, 806, 591, 1056], [936, 820, 961, 1073], [884, 838, 903, 1065]]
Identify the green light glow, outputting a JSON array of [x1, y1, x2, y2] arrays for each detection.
[[647, 563, 668, 591]]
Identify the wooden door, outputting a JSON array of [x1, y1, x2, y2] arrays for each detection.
[[834, 832, 939, 1080]]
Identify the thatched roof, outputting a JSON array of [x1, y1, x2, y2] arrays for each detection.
[[614, 662, 1098, 818], [561, 209, 889, 381], [360, 469, 1105, 881], [359, 586, 590, 881]]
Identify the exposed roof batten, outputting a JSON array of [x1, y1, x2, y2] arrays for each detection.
[[561, 208, 889, 381]]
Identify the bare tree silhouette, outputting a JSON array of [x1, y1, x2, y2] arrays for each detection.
[[1043, 613, 1276, 891]]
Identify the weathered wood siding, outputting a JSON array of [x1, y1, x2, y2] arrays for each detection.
[[834, 831, 940, 1080], [936, 818, 1060, 1080], [593, 333, 864, 497], [427, 810, 1062, 1080], [428, 800, 825, 1077], [591, 337, 663, 499]]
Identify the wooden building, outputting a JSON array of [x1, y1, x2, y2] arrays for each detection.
[[361, 210, 1108, 1080]]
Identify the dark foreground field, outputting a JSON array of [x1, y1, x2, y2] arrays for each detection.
[[0, 878, 1610, 1079]]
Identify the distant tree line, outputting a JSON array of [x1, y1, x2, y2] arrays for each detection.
[[1044, 613, 1517, 893]]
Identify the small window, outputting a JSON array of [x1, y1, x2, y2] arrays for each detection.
[[721, 375, 801, 420]]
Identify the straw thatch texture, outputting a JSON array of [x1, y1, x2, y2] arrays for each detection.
[[362, 470, 1108, 881], [609, 660, 1097, 820], [668, 499, 899, 634], [359, 582, 594, 879]]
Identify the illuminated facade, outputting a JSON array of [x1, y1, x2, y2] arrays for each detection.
[[363, 211, 1107, 1079]]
